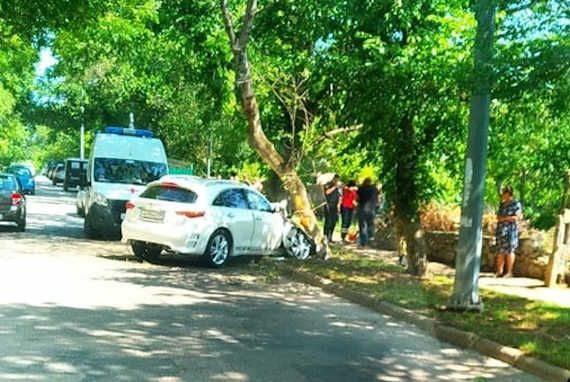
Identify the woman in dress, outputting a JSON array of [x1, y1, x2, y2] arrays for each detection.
[[495, 185, 523, 278]]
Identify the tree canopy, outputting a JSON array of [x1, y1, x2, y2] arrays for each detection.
[[0, 0, 568, 235]]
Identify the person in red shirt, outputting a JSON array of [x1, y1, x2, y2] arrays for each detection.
[[340, 180, 358, 242]]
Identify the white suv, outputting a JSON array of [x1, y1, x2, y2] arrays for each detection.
[[121, 175, 314, 267]]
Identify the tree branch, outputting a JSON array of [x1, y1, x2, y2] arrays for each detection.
[[220, 0, 236, 47], [238, 0, 258, 48], [313, 124, 363, 146]]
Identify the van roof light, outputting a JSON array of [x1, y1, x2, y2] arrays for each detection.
[[105, 126, 154, 138]]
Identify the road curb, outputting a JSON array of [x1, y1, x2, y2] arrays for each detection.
[[280, 265, 570, 382]]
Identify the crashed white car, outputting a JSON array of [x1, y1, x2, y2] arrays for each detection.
[[121, 175, 314, 267]]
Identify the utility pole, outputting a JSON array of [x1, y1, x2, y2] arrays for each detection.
[[207, 127, 212, 178], [450, 0, 496, 312], [129, 111, 135, 129], [80, 105, 85, 160]]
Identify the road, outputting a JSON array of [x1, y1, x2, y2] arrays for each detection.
[[0, 178, 544, 381]]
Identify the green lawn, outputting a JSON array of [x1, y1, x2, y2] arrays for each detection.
[[252, 247, 570, 370]]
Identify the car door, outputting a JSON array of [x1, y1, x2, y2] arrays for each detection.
[[212, 188, 255, 254], [245, 190, 283, 253]]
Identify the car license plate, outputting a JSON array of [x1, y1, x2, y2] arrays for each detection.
[[140, 209, 165, 223], [120, 213, 125, 220]]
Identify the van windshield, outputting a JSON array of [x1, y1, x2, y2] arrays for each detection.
[[94, 158, 167, 185]]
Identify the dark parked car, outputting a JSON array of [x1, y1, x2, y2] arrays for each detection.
[[6, 165, 35, 195], [0, 173, 26, 231], [63, 158, 88, 191], [52, 164, 65, 185], [46, 160, 64, 180]]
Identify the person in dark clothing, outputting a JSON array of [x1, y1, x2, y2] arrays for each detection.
[[323, 174, 342, 242], [357, 177, 378, 248]]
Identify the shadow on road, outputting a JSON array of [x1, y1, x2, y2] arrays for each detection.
[[98, 251, 259, 271], [0, 262, 537, 382]]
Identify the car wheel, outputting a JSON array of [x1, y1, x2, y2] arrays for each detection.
[[84, 213, 99, 239], [283, 226, 312, 260], [131, 241, 146, 259], [17, 217, 26, 232], [144, 243, 162, 260], [204, 230, 231, 268]]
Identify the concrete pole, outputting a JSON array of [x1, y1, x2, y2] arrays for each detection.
[[80, 105, 85, 160], [207, 127, 212, 178], [449, 0, 496, 312]]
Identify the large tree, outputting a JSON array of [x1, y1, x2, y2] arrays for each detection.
[[219, 0, 332, 258]]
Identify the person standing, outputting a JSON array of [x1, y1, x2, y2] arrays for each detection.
[[495, 185, 523, 278], [357, 177, 378, 248], [340, 180, 358, 242], [323, 174, 342, 242]]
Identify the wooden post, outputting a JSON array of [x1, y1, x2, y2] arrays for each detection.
[[544, 170, 570, 287]]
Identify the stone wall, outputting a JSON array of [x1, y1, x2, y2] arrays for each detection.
[[374, 219, 550, 280]]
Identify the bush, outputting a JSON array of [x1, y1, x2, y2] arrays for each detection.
[[419, 202, 459, 232]]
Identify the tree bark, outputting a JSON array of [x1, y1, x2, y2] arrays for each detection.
[[220, 0, 329, 258], [393, 113, 429, 276]]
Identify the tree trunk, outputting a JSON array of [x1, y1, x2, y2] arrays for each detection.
[[402, 219, 429, 276], [220, 0, 329, 258], [393, 114, 429, 276]]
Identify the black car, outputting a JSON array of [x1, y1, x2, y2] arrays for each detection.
[[0, 173, 26, 231], [63, 158, 88, 191]]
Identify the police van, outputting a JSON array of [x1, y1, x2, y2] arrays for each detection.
[[83, 127, 168, 238]]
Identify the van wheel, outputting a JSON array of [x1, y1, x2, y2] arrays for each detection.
[[84, 213, 98, 239], [17, 218, 26, 232], [203, 230, 231, 268]]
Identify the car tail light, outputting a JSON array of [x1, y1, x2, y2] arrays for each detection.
[[11, 192, 23, 205], [176, 211, 205, 218], [161, 182, 179, 188], [125, 201, 135, 210]]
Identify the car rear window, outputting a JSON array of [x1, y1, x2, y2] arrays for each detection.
[[7, 167, 31, 176], [140, 185, 198, 203], [0, 176, 16, 190]]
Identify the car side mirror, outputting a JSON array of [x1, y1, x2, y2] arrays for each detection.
[[270, 200, 288, 214]]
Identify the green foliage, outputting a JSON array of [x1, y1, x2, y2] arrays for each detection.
[[29, 125, 93, 170], [0, 0, 567, 230], [0, 19, 36, 167]]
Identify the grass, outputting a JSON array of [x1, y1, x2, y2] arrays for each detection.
[[253, 247, 570, 370]]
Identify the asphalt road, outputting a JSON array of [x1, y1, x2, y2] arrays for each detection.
[[0, 177, 545, 382]]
